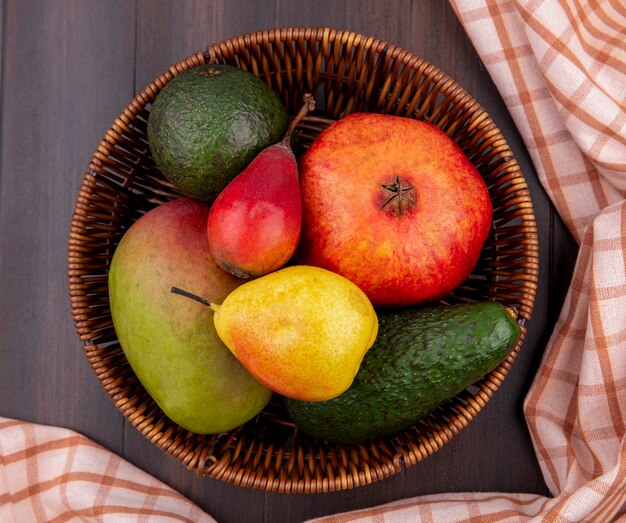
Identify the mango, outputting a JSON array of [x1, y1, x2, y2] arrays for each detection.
[[108, 198, 272, 434]]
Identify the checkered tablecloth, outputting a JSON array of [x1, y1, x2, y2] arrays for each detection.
[[0, 418, 215, 522], [1, 1, 624, 521]]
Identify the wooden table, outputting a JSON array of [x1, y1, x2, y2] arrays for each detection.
[[0, 1, 579, 521]]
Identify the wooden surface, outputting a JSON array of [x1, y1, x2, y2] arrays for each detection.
[[0, 1, 579, 522]]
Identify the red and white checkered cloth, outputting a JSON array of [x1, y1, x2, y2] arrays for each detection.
[[1, 1, 624, 521], [451, 0, 625, 244], [0, 418, 215, 522]]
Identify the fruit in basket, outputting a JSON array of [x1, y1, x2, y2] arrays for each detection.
[[147, 64, 288, 201], [285, 301, 521, 444], [297, 113, 492, 306], [209, 265, 378, 402], [108, 198, 272, 434], [207, 95, 316, 278]]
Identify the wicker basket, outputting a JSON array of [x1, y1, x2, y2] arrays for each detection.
[[68, 28, 538, 493]]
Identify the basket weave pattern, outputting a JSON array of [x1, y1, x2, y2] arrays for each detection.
[[68, 28, 538, 493]]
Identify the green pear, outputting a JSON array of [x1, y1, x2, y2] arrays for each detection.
[[211, 265, 379, 402], [108, 198, 272, 434]]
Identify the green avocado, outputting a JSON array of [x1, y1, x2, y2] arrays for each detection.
[[147, 64, 288, 201], [285, 302, 521, 444]]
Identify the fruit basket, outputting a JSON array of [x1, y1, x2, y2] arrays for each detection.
[[68, 28, 538, 493]]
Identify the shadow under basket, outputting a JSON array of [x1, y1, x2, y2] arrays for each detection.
[[68, 28, 539, 493]]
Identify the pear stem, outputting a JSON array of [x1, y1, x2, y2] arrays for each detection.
[[285, 93, 316, 141], [171, 286, 220, 312]]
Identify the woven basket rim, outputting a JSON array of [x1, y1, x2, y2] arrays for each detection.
[[68, 27, 539, 494]]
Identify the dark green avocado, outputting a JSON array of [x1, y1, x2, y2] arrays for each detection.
[[147, 64, 288, 201], [285, 301, 522, 444]]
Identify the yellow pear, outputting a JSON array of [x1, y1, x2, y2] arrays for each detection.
[[211, 265, 378, 401]]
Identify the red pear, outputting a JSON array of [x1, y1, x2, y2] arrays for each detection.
[[208, 95, 316, 278]]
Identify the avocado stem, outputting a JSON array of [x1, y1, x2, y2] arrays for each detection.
[[504, 306, 518, 321], [284, 93, 316, 142], [171, 286, 221, 312]]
